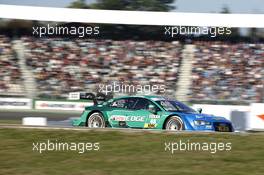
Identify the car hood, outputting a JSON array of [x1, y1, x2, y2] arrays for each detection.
[[169, 111, 231, 123]]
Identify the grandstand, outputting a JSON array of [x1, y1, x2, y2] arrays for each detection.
[[0, 36, 25, 96], [191, 41, 264, 103], [0, 36, 263, 103], [22, 37, 182, 99]]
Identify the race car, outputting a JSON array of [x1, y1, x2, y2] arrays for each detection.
[[72, 95, 234, 132]]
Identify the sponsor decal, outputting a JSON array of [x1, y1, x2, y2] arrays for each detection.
[[35, 101, 92, 111], [195, 115, 204, 119], [205, 125, 212, 129], [0, 101, 27, 106], [110, 115, 144, 122], [216, 125, 230, 132], [150, 119, 157, 124], [144, 123, 157, 128], [40, 103, 75, 108], [126, 116, 144, 122], [110, 115, 126, 121], [149, 114, 160, 119], [0, 98, 32, 109], [257, 114, 264, 121]]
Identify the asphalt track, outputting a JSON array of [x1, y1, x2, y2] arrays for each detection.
[[0, 123, 253, 135], [0, 110, 263, 133], [0, 110, 81, 121]]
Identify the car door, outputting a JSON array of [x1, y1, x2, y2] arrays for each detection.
[[125, 98, 161, 129], [106, 98, 137, 128]]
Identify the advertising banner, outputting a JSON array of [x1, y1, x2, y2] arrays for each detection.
[[35, 100, 93, 111], [0, 98, 32, 109], [247, 103, 264, 130]]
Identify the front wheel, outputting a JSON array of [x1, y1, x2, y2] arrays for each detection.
[[87, 112, 105, 128], [164, 116, 184, 131]]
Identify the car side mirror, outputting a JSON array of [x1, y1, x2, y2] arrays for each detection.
[[148, 104, 157, 114], [197, 108, 202, 113]]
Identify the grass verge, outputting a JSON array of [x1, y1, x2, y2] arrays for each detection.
[[0, 119, 20, 124], [0, 128, 263, 175]]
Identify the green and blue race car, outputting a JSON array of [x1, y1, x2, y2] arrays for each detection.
[[72, 95, 234, 132]]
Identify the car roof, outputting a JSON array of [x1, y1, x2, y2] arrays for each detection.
[[113, 95, 168, 101]]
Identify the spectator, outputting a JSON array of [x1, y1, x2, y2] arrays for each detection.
[[191, 41, 264, 103], [23, 38, 182, 98], [0, 35, 24, 95]]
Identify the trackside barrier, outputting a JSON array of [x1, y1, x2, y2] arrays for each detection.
[[34, 100, 93, 111], [230, 111, 250, 131], [0, 98, 263, 131], [247, 103, 264, 131], [0, 98, 32, 109], [192, 103, 264, 131]]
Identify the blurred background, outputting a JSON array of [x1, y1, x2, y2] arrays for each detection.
[[0, 2, 263, 175], [0, 0, 263, 106]]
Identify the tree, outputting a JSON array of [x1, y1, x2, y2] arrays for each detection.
[[90, 0, 175, 12], [66, 0, 176, 40], [249, 28, 258, 41], [220, 5, 240, 38], [68, 0, 89, 9], [221, 5, 230, 14]]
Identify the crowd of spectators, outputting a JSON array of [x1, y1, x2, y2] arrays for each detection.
[[2, 37, 263, 103], [23, 38, 182, 98], [191, 41, 264, 103], [0, 36, 24, 96]]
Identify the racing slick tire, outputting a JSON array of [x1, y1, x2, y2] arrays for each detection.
[[87, 112, 106, 128], [164, 116, 184, 131]]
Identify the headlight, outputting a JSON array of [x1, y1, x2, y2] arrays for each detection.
[[194, 120, 211, 126]]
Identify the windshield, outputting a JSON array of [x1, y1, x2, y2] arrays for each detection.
[[156, 100, 197, 113]]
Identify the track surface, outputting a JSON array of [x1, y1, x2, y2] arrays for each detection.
[[1, 110, 263, 133], [0, 123, 251, 135], [0, 110, 81, 121]]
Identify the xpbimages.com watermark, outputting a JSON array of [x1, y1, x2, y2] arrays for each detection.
[[164, 140, 232, 154], [32, 140, 100, 154], [32, 24, 100, 37], [164, 26, 232, 38], [98, 82, 166, 95]]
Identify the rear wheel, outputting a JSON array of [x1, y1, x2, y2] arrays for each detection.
[[87, 112, 105, 128], [164, 116, 184, 131]]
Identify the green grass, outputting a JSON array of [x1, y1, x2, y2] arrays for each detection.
[[0, 128, 263, 175], [0, 120, 20, 124]]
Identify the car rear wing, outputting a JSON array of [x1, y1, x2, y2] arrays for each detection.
[[69, 92, 113, 105]]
